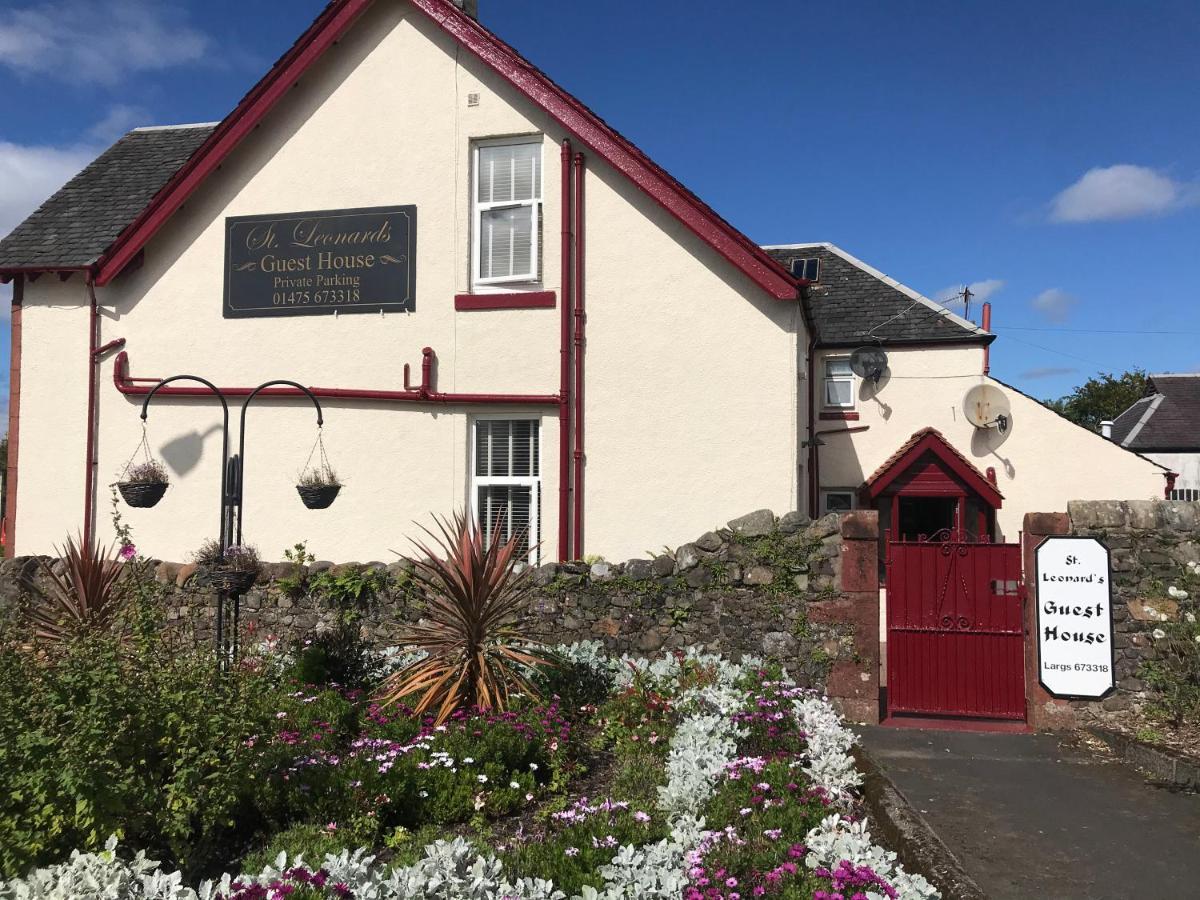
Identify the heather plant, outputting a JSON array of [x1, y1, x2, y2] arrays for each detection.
[[125, 459, 170, 484]]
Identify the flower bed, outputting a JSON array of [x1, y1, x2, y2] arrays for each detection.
[[0, 644, 937, 900]]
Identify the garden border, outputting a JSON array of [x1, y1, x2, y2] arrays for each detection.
[[852, 745, 986, 900], [1087, 727, 1200, 792]]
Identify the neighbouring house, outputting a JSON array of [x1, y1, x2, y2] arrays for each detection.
[[0, 0, 1171, 565], [1107, 374, 1200, 501]]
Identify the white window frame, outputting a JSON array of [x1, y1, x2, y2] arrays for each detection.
[[823, 356, 855, 409], [792, 257, 820, 281], [470, 415, 541, 565], [821, 489, 856, 515], [471, 136, 542, 290], [1170, 488, 1200, 502]]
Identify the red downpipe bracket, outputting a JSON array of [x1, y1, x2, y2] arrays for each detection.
[[112, 348, 559, 406], [558, 139, 573, 562], [571, 152, 586, 558], [3, 277, 23, 557]]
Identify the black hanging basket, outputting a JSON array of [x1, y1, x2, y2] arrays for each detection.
[[199, 567, 258, 595], [297, 483, 341, 509], [118, 481, 168, 508]]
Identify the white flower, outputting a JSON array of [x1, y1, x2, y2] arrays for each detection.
[[510, 781, 521, 789], [1153, 628, 1167, 640], [477, 774, 488, 784]]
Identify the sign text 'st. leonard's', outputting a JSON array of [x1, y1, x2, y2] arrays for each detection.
[[1035, 536, 1115, 700], [223, 205, 416, 318]]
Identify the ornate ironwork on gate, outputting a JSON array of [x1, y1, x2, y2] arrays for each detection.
[[886, 532, 1025, 720]]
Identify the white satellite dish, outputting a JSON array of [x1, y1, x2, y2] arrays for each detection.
[[963, 383, 1012, 434], [849, 346, 889, 385]]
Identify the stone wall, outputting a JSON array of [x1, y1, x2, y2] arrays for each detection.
[[0, 509, 883, 722], [1023, 500, 1200, 729]]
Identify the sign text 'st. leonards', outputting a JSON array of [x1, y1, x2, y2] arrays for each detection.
[[1035, 536, 1115, 699], [223, 205, 416, 318]]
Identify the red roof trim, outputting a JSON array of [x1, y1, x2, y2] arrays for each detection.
[[95, 0, 796, 299], [94, 0, 375, 285], [865, 428, 1004, 508]]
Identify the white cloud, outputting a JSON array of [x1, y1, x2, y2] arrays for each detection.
[[1049, 164, 1196, 223], [1020, 366, 1078, 380], [0, 140, 96, 241], [0, 0, 209, 85], [935, 278, 1005, 308], [1031, 288, 1078, 322], [87, 104, 151, 144]]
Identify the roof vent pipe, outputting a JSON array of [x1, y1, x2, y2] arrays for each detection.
[[451, 0, 479, 18], [1100, 420, 1114, 439]]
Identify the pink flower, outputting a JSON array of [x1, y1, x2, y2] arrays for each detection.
[[119, 543, 137, 561]]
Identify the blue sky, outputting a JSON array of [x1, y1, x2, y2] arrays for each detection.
[[2, 0, 1199, 421]]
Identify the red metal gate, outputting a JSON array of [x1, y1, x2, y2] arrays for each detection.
[[886, 532, 1026, 720]]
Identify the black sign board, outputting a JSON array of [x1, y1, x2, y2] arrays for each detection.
[[223, 205, 415, 318]]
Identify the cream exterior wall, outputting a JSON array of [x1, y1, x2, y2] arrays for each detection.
[[814, 345, 1167, 539], [14, 1, 800, 562], [1144, 452, 1200, 493]]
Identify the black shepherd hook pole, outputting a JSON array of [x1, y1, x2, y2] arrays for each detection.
[[139, 376, 326, 667], [235, 381, 324, 547], [140, 376, 232, 661]]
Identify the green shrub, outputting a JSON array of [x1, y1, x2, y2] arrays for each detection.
[[0, 624, 291, 880], [535, 656, 612, 716]]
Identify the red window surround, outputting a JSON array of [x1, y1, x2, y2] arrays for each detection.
[[454, 291, 556, 311], [819, 410, 860, 421]]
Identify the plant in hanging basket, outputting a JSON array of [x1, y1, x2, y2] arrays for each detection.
[[296, 466, 342, 509], [193, 538, 261, 595], [117, 460, 170, 508]]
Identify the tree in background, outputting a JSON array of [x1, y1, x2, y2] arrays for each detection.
[[1046, 369, 1149, 432]]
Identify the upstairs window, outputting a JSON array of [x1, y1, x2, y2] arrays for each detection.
[[472, 418, 541, 563], [473, 140, 542, 286], [823, 356, 855, 408], [791, 257, 820, 281]]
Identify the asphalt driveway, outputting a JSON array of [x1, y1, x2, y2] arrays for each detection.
[[858, 726, 1200, 899]]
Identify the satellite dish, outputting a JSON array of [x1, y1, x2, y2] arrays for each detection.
[[849, 346, 889, 385], [963, 383, 1012, 434]]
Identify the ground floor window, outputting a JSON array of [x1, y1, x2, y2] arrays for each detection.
[[1170, 488, 1200, 501], [821, 489, 856, 515], [472, 418, 540, 562]]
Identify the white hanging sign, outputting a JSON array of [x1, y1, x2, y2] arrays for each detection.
[[1035, 536, 1115, 699]]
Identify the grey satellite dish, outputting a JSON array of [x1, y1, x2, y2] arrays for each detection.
[[963, 383, 1012, 434], [849, 346, 889, 385]]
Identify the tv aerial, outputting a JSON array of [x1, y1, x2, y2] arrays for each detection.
[[963, 383, 1012, 434], [849, 346, 889, 385]]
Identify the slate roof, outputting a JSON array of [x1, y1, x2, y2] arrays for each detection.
[[762, 243, 992, 348], [0, 124, 216, 271], [1110, 374, 1200, 451]]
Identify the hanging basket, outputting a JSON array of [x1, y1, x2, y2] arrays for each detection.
[[297, 483, 341, 509], [198, 566, 258, 595], [118, 480, 168, 508]]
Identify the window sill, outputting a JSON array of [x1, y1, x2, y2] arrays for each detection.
[[455, 291, 556, 311], [819, 410, 860, 421]]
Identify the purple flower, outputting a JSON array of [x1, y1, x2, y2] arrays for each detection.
[[119, 543, 137, 561]]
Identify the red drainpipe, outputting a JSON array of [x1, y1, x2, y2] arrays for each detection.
[[558, 139, 573, 561], [84, 275, 100, 549], [571, 151, 586, 558], [982, 302, 992, 375], [1165, 472, 1178, 499], [3, 276, 24, 557], [113, 348, 558, 406]]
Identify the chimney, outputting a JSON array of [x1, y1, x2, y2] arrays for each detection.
[[451, 0, 478, 18], [1100, 420, 1114, 439]]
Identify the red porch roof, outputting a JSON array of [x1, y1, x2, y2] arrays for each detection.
[[864, 427, 1003, 508]]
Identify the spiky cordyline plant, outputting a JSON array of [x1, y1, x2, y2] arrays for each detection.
[[26, 534, 130, 645], [378, 510, 554, 724]]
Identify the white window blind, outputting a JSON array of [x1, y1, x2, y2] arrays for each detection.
[[824, 357, 854, 408], [473, 141, 541, 285], [472, 418, 540, 562]]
